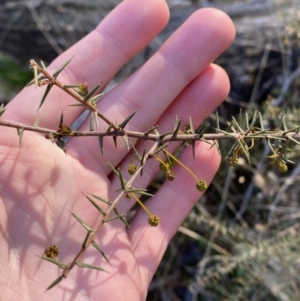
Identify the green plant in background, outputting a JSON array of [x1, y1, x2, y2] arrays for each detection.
[[0, 53, 32, 102], [1, 58, 300, 297]]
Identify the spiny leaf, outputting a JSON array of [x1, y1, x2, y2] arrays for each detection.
[[288, 136, 300, 146], [125, 188, 154, 197], [40, 60, 47, 70], [113, 136, 117, 148], [38, 84, 53, 110], [84, 194, 106, 215], [107, 162, 120, 179], [90, 92, 104, 103], [258, 111, 264, 131], [41, 256, 68, 269], [150, 144, 169, 157], [189, 116, 195, 134], [248, 111, 258, 130], [33, 63, 38, 87], [92, 241, 111, 265], [70, 211, 93, 232], [17, 128, 24, 147], [53, 56, 73, 79], [56, 137, 66, 154], [89, 114, 95, 131], [76, 261, 108, 272], [129, 141, 142, 161], [105, 214, 127, 222], [114, 208, 130, 228], [46, 276, 64, 291], [231, 116, 244, 133], [215, 110, 220, 130], [144, 125, 158, 136], [237, 139, 251, 164], [191, 140, 195, 159], [89, 193, 112, 205], [26, 75, 46, 87], [172, 116, 181, 137], [123, 134, 129, 150], [83, 84, 101, 102], [119, 112, 136, 129], [98, 136, 104, 155], [68, 103, 85, 107], [245, 111, 250, 129], [118, 168, 126, 190], [82, 231, 91, 248]]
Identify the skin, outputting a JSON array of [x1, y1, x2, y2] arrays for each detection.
[[0, 1, 235, 300]]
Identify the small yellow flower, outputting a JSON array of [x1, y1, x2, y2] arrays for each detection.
[[44, 245, 59, 259], [148, 214, 160, 227]]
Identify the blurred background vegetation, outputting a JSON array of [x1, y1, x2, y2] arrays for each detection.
[[1, 0, 300, 300]]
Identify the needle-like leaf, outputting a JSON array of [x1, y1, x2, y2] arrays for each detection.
[[119, 112, 136, 129], [45, 276, 64, 291], [38, 84, 53, 110], [76, 261, 108, 272], [92, 241, 111, 265], [70, 211, 93, 232], [53, 57, 73, 79], [83, 84, 101, 102]]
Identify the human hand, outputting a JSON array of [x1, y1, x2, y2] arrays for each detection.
[[0, 0, 235, 300]]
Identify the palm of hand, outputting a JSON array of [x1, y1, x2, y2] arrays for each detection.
[[0, 1, 235, 300]]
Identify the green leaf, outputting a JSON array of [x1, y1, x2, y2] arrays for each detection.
[[83, 84, 101, 102], [89, 114, 95, 131], [90, 92, 104, 103], [98, 136, 104, 155], [40, 60, 47, 70], [125, 188, 154, 197], [248, 111, 258, 130], [53, 57, 73, 79], [129, 141, 142, 161], [33, 64, 38, 87], [41, 256, 68, 269], [119, 112, 136, 129], [17, 128, 24, 147], [56, 137, 66, 154], [38, 84, 53, 110], [76, 261, 108, 272], [113, 136, 117, 148], [92, 241, 111, 265], [70, 211, 93, 232], [84, 194, 106, 215], [105, 214, 127, 222], [26, 75, 46, 87], [150, 144, 169, 157], [107, 162, 120, 179], [231, 116, 244, 133], [172, 116, 181, 137], [118, 168, 126, 190], [215, 110, 220, 130], [46, 276, 64, 291], [258, 111, 264, 131], [82, 231, 91, 248], [123, 134, 129, 150], [189, 116, 195, 134], [89, 193, 112, 205], [144, 125, 158, 136], [114, 208, 130, 228]]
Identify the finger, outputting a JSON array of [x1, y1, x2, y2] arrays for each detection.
[[4, 0, 169, 128], [110, 63, 229, 212], [128, 141, 221, 286], [68, 8, 235, 174]]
